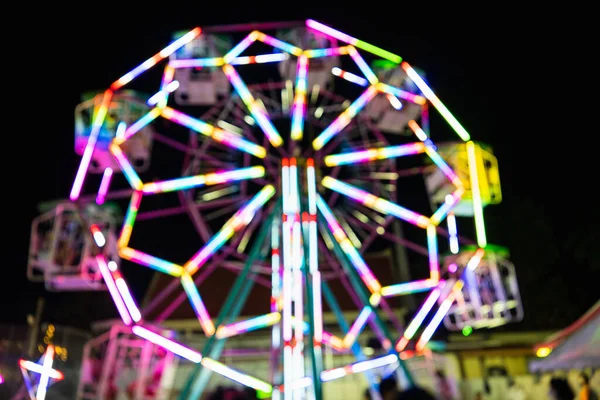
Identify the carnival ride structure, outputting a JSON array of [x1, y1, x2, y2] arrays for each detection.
[[26, 19, 524, 400]]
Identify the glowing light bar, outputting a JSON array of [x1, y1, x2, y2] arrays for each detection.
[[416, 281, 464, 351], [256, 32, 303, 56], [148, 80, 180, 106], [181, 272, 215, 335], [96, 255, 133, 325], [222, 64, 283, 147], [331, 67, 368, 86], [96, 167, 113, 205], [313, 85, 378, 150], [401, 62, 470, 141], [324, 142, 426, 166], [18, 360, 63, 381], [161, 106, 267, 158], [216, 312, 281, 339], [347, 46, 378, 84], [111, 27, 201, 90], [322, 176, 430, 228], [184, 185, 275, 274], [70, 90, 113, 201], [426, 224, 440, 282], [231, 53, 288, 65], [306, 20, 402, 63], [396, 288, 442, 350], [343, 307, 372, 348], [120, 247, 184, 277], [290, 55, 308, 140], [316, 195, 381, 292], [467, 141, 487, 247], [19, 345, 64, 400], [90, 224, 106, 247], [201, 357, 273, 394], [114, 274, 142, 322], [117, 104, 159, 139], [109, 142, 143, 189], [132, 325, 202, 363], [118, 190, 142, 248], [447, 213, 459, 254], [380, 279, 438, 297], [305, 46, 351, 58], [376, 83, 427, 105], [142, 166, 264, 194], [320, 354, 398, 382]]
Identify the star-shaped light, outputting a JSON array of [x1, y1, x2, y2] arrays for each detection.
[[19, 345, 64, 400]]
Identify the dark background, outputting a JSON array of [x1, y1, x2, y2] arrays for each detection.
[[3, 5, 597, 334]]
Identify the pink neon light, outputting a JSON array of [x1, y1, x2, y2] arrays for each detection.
[[132, 325, 202, 363], [96, 255, 133, 325], [96, 167, 113, 205]]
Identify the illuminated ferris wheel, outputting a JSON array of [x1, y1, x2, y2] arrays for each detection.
[[26, 19, 523, 400]]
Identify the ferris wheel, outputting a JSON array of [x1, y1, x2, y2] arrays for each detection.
[[27, 19, 523, 400]]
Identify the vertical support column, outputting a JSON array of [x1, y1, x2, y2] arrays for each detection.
[[303, 158, 323, 400], [281, 158, 305, 399]]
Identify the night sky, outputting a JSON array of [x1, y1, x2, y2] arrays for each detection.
[[3, 6, 597, 333]]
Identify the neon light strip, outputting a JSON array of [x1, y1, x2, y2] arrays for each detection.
[[96, 255, 132, 325], [181, 272, 215, 335], [407, 121, 462, 186], [316, 195, 381, 292], [216, 312, 281, 339], [305, 46, 351, 58], [70, 90, 113, 201], [169, 53, 288, 69], [396, 288, 442, 350], [320, 354, 398, 381], [114, 274, 142, 322], [161, 106, 267, 158], [342, 306, 372, 348], [120, 247, 184, 277], [306, 20, 402, 63], [380, 279, 438, 297], [231, 53, 288, 65], [401, 62, 470, 141], [376, 82, 427, 105], [132, 325, 202, 363], [157, 65, 176, 108], [322, 176, 430, 228], [416, 281, 464, 351], [111, 27, 201, 89], [331, 67, 368, 86], [18, 360, 63, 380], [90, 224, 105, 247], [313, 85, 378, 150], [184, 185, 275, 274], [201, 358, 273, 394], [426, 224, 440, 282], [96, 167, 113, 205], [256, 32, 303, 56], [447, 213, 459, 254], [467, 141, 487, 247], [324, 142, 426, 166], [36, 345, 56, 400], [290, 55, 308, 140], [142, 166, 265, 194], [347, 46, 378, 84], [109, 142, 143, 189], [223, 65, 283, 147], [430, 188, 465, 226], [148, 80, 179, 106], [118, 190, 142, 248]]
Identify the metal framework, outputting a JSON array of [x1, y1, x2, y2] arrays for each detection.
[[25, 19, 524, 400]]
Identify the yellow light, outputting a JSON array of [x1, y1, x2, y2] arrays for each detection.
[[536, 347, 552, 358]]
